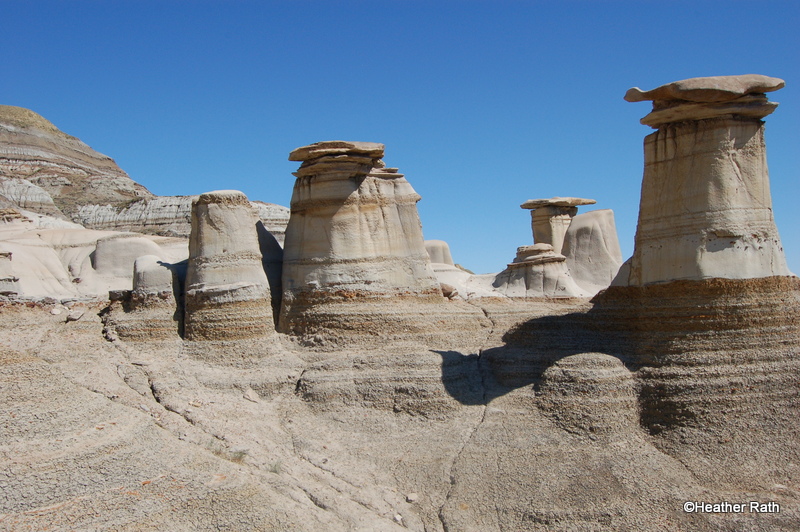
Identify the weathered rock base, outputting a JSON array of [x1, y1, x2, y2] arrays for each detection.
[[184, 287, 273, 342], [103, 290, 182, 342], [593, 276, 800, 489], [279, 292, 491, 350]]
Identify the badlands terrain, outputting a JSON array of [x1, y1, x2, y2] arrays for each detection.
[[1, 75, 799, 531]]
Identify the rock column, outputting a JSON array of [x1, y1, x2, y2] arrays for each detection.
[[279, 141, 488, 346], [184, 190, 274, 341], [280, 142, 442, 327], [621, 74, 791, 285]]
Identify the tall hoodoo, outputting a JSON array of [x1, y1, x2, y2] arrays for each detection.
[[621, 74, 790, 285], [184, 190, 274, 341], [280, 141, 443, 333]]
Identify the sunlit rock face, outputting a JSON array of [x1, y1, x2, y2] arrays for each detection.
[[281, 141, 440, 299], [620, 74, 791, 285], [0, 178, 66, 219], [106, 254, 184, 342], [184, 190, 273, 341], [75, 196, 289, 244], [562, 209, 623, 294], [279, 142, 489, 346], [521, 197, 596, 255]]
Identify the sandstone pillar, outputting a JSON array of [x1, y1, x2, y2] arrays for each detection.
[[279, 141, 489, 345], [621, 74, 790, 285], [521, 197, 596, 254], [280, 142, 440, 316], [184, 190, 273, 340]]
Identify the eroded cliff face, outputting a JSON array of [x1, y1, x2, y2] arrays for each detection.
[[75, 196, 290, 243]]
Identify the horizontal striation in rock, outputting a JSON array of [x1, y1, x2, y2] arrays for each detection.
[[184, 290, 273, 341], [103, 292, 182, 342], [592, 276, 800, 488], [0, 177, 66, 219], [296, 351, 484, 418], [280, 296, 491, 350]]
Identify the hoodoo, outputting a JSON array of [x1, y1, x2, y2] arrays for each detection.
[[521, 196, 596, 255], [279, 141, 470, 342], [184, 190, 274, 341], [620, 74, 790, 285]]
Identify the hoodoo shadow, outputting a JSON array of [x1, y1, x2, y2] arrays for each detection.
[[436, 299, 637, 407]]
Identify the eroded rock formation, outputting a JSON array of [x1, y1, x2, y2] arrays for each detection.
[[562, 209, 623, 294], [76, 196, 289, 244], [278, 141, 487, 344], [521, 196, 596, 255], [619, 74, 791, 285], [281, 141, 440, 302], [184, 190, 274, 341], [2, 81, 800, 532]]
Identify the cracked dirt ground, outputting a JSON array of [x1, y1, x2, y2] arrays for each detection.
[[2, 299, 799, 531]]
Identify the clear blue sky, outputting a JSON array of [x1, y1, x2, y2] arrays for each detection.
[[3, 1, 798, 274]]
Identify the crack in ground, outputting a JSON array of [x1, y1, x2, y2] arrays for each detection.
[[437, 301, 496, 532]]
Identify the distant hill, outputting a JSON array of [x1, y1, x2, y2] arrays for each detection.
[[0, 104, 153, 220]]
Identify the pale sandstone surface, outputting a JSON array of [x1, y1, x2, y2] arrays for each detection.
[[624, 74, 785, 103], [133, 254, 175, 295], [184, 190, 274, 342], [0, 222, 188, 299], [521, 197, 596, 255], [280, 141, 487, 343], [424, 239, 473, 299], [620, 75, 791, 285], [282, 142, 439, 300], [627, 75, 785, 128], [425, 239, 455, 266], [562, 209, 623, 294], [0, 177, 66, 219]]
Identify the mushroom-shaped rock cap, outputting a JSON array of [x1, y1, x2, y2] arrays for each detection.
[[520, 197, 597, 210], [624, 74, 785, 103], [195, 190, 250, 206], [289, 141, 385, 162]]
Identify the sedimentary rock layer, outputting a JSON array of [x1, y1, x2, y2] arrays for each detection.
[[76, 196, 289, 243], [593, 277, 800, 490]]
